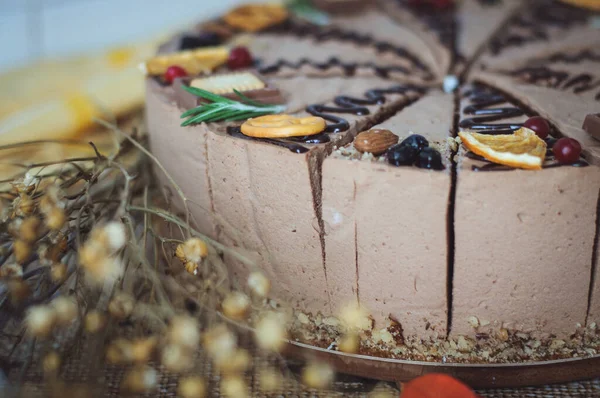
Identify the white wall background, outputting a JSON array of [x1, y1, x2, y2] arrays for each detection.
[[0, 0, 250, 72]]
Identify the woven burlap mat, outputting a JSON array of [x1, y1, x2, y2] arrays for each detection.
[[4, 332, 600, 397]]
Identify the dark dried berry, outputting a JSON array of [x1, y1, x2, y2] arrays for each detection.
[[179, 32, 221, 50], [387, 144, 419, 166], [416, 147, 444, 170], [399, 134, 429, 151]]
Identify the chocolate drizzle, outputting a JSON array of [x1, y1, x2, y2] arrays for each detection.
[[224, 83, 424, 153], [261, 20, 432, 78], [488, 1, 596, 55], [259, 57, 420, 80], [307, 85, 426, 133], [507, 66, 600, 100], [544, 50, 600, 64], [459, 85, 524, 134], [226, 126, 331, 154]]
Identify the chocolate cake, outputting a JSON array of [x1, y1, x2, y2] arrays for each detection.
[[144, 0, 600, 362]]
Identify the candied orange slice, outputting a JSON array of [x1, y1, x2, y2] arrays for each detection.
[[224, 4, 288, 32], [241, 114, 326, 138], [142, 46, 229, 76], [458, 127, 547, 170], [557, 0, 600, 10]]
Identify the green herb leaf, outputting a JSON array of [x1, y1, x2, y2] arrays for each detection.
[[286, 0, 330, 26], [179, 86, 286, 126]]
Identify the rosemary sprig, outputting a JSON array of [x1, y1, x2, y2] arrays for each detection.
[[286, 0, 330, 26], [179, 86, 286, 126]]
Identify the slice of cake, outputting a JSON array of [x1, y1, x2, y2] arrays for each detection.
[[452, 83, 600, 337], [322, 90, 454, 337], [471, 52, 600, 165], [477, 0, 600, 71]]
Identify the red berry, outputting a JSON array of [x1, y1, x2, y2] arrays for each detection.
[[227, 46, 253, 70], [164, 65, 187, 84], [523, 116, 550, 139], [401, 374, 479, 398], [553, 137, 582, 164]]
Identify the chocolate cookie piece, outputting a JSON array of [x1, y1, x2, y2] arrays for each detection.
[[583, 113, 600, 141]]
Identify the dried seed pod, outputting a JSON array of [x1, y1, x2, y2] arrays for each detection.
[[84, 311, 106, 333], [178, 376, 206, 398], [121, 366, 158, 393], [14, 195, 35, 216], [161, 343, 193, 372], [84, 257, 123, 284], [42, 351, 61, 376], [13, 239, 31, 264], [168, 315, 200, 349], [222, 291, 250, 320], [19, 217, 40, 242], [302, 361, 334, 389], [50, 296, 78, 325], [50, 263, 68, 283], [184, 261, 198, 275], [102, 222, 127, 251], [247, 271, 270, 298], [45, 207, 66, 231], [0, 263, 23, 279], [220, 376, 249, 398], [106, 339, 134, 364], [108, 293, 135, 319], [258, 368, 283, 392], [214, 348, 250, 374], [78, 241, 105, 269], [254, 312, 287, 352], [25, 305, 56, 338], [203, 324, 236, 360], [176, 238, 208, 263], [131, 336, 159, 363]]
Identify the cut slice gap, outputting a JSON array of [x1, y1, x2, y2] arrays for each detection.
[[457, 0, 525, 79], [378, 0, 454, 76], [585, 189, 600, 327]]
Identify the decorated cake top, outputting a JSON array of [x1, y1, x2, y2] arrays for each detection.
[[142, 0, 600, 365], [143, 0, 600, 173]]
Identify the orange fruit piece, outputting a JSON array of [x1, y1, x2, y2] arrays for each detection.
[[224, 4, 289, 32], [401, 374, 479, 398], [458, 127, 547, 170]]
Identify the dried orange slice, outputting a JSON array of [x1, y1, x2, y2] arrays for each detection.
[[241, 114, 326, 138], [458, 127, 547, 170], [557, 0, 600, 10], [224, 4, 289, 32]]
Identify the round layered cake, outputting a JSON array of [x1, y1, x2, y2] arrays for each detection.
[[145, 0, 600, 362]]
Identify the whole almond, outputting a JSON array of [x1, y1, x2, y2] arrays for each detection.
[[353, 129, 399, 155]]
